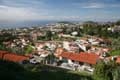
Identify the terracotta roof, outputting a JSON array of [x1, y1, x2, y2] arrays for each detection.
[[54, 48, 64, 57], [60, 52, 99, 64], [69, 53, 80, 60], [78, 52, 99, 64], [3, 54, 29, 62], [0, 50, 8, 53], [0, 50, 8, 59], [0, 50, 29, 62], [60, 52, 72, 58], [116, 57, 120, 63]]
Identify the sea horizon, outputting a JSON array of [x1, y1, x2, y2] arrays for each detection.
[[0, 20, 118, 29], [0, 20, 83, 29], [0, 20, 58, 29]]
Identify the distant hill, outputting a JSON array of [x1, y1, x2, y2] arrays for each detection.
[[57, 21, 74, 24]]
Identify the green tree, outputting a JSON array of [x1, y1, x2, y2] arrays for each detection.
[[113, 66, 120, 80], [109, 49, 120, 56], [46, 31, 52, 40], [93, 61, 108, 80], [93, 60, 119, 80], [25, 45, 34, 55]]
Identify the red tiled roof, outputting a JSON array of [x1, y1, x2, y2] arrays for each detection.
[[0, 50, 29, 62], [69, 53, 80, 60], [60, 52, 99, 64], [3, 54, 29, 62], [0, 50, 8, 59], [0, 50, 8, 53], [60, 52, 71, 58], [116, 57, 120, 63], [78, 52, 99, 64]]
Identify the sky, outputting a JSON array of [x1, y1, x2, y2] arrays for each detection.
[[0, 0, 120, 22]]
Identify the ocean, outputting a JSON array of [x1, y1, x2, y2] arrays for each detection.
[[0, 20, 58, 29]]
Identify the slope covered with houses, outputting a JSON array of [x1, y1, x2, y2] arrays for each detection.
[[0, 21, 120, 75]]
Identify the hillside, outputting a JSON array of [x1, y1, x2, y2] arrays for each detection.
[[0, 60, 92, 80]]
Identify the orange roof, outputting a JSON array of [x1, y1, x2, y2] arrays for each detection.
[[60, 52, 99, 64], [69, 53, 80, 60], [54, 48, 64, 57], [0, 50, 8, 59], [116, 57, 120, 63], [60, 52, 71, 58], [78, 52, 99, 64], [0, 50, 8, 53], [3, 54, 29, 62], [0, 50, 29, 62]]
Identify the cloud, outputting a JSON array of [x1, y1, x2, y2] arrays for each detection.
[[0, 4, 119, 22], [73, 2, 120, 9], [0, 2, 92, 21], [0, 0, 54, 21], [0, 5, 36, 21], [0, 5, 8, 8], [0, 0, 120, 22], [84, 3, 120, 9], [82, 3, 105, 8], [0, 4, 55, 21], [0, 5, 84, 21]]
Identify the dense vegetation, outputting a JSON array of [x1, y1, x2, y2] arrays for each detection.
[[93, 61, 120, 80], [0, 32, 17, 43], [1, 59, 120, 80], [0, 60, 92, 80]]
